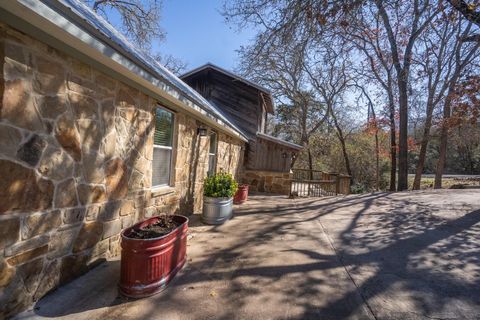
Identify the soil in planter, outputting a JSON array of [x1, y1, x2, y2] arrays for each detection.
[[127, 216, 181, 239]]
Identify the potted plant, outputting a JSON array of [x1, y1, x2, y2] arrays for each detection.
[[202, 171, 238, 225], [234, 184, 249, 204], [119, 214, 188, 298]]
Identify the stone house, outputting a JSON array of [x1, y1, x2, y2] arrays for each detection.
[[0, 0, 249, 317], [0, 0, 300, 317]]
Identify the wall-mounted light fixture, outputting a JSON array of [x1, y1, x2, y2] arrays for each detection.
[[282, 152, 288, 159], [197, 127, 208, 137]]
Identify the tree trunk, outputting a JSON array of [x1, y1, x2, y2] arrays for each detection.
[[397, 76, 409, 191], [332, 113, 353, 179], [434, 93, 453, 188], [388, 104, 397, 191], [339, 137, 353, 178], [375, 129, 380, 191], [412, 100, 435, 190], [412, 130, 430, 190], [435, 127, 448, 188], [338, 134, 353, 184], [301, 134, 314, 180], [468, 149, 474, 174], [307, 147, 314, 180]]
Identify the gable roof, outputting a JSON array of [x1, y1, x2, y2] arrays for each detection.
[[0, 0, 248, 141], [181, 63, 275, 114]]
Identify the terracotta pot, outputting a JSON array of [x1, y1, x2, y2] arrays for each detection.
[[233, 184, 249, 204], [119, 215, 188, 298]]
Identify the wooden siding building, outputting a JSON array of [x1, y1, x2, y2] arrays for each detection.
[[182, 64, 302, 172]]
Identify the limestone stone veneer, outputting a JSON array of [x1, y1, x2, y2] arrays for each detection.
[[0, 23, 243, 317], [242, 170, 292, 195]]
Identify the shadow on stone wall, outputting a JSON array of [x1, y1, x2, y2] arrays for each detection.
[[0, 20, 246, 317], [0, 22, 188, 317]]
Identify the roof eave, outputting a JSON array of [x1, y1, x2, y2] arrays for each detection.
[[256, 132, 303, 150]]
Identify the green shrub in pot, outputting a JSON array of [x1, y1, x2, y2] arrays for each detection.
[[203, 171, 238, 198], [202, 171, 238, 225]]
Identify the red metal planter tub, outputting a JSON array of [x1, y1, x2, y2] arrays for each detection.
[[234, 184, 249, 204], [119, 215, 188, 298]]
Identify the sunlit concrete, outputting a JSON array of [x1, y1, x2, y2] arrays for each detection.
[[16, 190, 480, 320]]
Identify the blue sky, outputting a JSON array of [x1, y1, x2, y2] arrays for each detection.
[[155, 0, 256, 72]]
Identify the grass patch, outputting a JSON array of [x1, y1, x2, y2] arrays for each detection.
[[408, 176, 480, 190]]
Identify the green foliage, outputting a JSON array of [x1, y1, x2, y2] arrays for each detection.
[[203, 171, 238, 198], [350, 183, 367, 194], [294, 128, 392, 192], [409, 123, 480, 175]]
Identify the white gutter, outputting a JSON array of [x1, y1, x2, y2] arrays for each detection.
[[0, 0, 248, 142]]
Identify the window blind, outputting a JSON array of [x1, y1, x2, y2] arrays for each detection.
[[152, 107, 174, 187], [154, 108, 173, 147], [209, 132, 217, 154], [208, 132, 217, 176]]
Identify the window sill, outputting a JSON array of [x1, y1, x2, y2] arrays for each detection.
[[150, 186, 176, 198]]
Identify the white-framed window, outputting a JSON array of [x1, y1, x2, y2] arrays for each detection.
[[208, 131, 217, 176], [152, 107, 174, 187]]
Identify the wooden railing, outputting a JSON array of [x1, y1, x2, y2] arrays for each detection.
[[290, 169, 351, 197]]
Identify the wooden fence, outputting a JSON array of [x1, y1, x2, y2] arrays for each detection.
[[290, 169, 351, 197]]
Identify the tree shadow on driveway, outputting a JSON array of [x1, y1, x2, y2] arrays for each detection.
[[26, 191, 480, 320], [290, 192, 480, 319]]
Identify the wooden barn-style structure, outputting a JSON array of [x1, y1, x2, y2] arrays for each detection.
[[181, 63, 302, 173]]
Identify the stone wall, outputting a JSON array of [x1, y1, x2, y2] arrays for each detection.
[[0, 23, 244, 318], [216, 132, 244, 179], [242, 170, 292, 195]]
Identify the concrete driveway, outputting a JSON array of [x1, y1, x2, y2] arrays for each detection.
[[17, 190, 480, 320]]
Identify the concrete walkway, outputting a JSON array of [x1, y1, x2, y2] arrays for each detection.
[[16, 190, 480, 320]]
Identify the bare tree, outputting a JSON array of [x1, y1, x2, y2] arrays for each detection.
[[330, 107, 354, 179], [412, 11, 461, 189], [357, 85, 381, 190], [448, 0, 480, 42], [303, 45, 353, 179], [434, 28, 480, 188], [84, 0, 187, 73], [374, 1, 441, 191], [224, 0, 480, 191], [85, 0, 165, 49], [340, 6, 400, 190], [237, 39, 330, 172], [154, 53, 188, 75], [336, 1, 437, 190], [224, 0, 440, 191]]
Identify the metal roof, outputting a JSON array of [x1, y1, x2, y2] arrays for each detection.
[[34, 0, 249, 140]]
